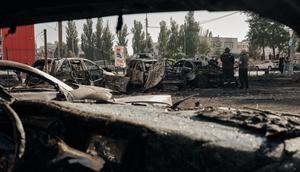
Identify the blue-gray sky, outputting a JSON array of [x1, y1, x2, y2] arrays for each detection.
[[35, 11, 249, 55]]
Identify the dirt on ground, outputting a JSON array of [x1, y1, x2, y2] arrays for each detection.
[[124, 75, 300, 114]]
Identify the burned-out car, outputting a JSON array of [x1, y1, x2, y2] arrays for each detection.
[[33, 58, 129, 93], [0, 60, 173, 107], [0, 60, 114, 102], [126, 57, 165, 90], [162, 59, 223, 89]]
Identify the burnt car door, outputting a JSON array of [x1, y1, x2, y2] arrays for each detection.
[[144, 60, 165, 90], [128, 60, 144, 85], [82, 59, 104, 86], [69, 59, 91, 85], [51, 59, 74, 82]]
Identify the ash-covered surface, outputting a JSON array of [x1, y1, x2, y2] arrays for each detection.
[[12, 99, 300, 172], [124, 76, 300, 114]]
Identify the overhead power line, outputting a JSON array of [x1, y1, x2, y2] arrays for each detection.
[[144, 11, 240, 29], [199, 11, 240, 24]]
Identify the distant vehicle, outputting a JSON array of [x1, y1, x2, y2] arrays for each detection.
[[255, 60, 278, 71]]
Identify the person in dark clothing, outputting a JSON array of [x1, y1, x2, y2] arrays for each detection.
[[220, 48, 235, 85], [239, 50, 249, 89], [279, 56, 284, 74]]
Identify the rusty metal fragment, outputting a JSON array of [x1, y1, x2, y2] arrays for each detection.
[[70, 85, 113, 102], [115, 95, 172, 107]]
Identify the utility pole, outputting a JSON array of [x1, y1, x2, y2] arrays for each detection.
[[58, 21, 63, 58], [145, 13, 149, 54], [43, 29, 48, 73]]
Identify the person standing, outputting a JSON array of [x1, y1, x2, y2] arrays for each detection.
[[220, 48, 235, 85], [239, 50, 249, 89], [279, 56, 284, 74], [283, 57, 290, 76]]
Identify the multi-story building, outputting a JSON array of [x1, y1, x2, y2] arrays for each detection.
[[208, 37, 239, 57]]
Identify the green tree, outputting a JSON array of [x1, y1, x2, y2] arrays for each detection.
[[94, 18, 104, 61], [117, 24, 129, 55], [268, 22, 289, 57], [178, 25, 186, 54], [247, 13, 289, 59], [144, 33, 154, 53], [167, 19, 182, 59], [184, 11, 200, 57], [65, 21, 79, 56], [198, 28, 211, 55], [81, 19, 95, 60], [158, 20, 169, 56], [102, 22, 114, 60], [247, 13, 268, 59], [198, 37, 210, 55], [131, 20, 145, 54]]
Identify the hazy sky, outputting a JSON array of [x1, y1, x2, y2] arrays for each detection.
[[35, 11, 249, 55]]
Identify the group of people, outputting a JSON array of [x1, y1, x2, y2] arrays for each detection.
[[220, 48, 249, 89]]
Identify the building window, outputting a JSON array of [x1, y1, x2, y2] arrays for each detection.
[[224, 42, 233, 49]]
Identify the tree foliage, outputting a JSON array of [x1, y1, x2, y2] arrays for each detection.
[[247, 13, 289, 59], [101, 22, 114, 60], [117, 24, 129, 55], [144, 33, 154, 53], [131, 20, 145, 54], [158, 20, 169, 56], [184, 11, 200, 57], [117, 24, 129, 46], [65, 21, 79, 56], [81, 19, 95, 60], [198, 37, 210, 55], [167, 19, 183, 59], [94, 18, 104, 60]]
